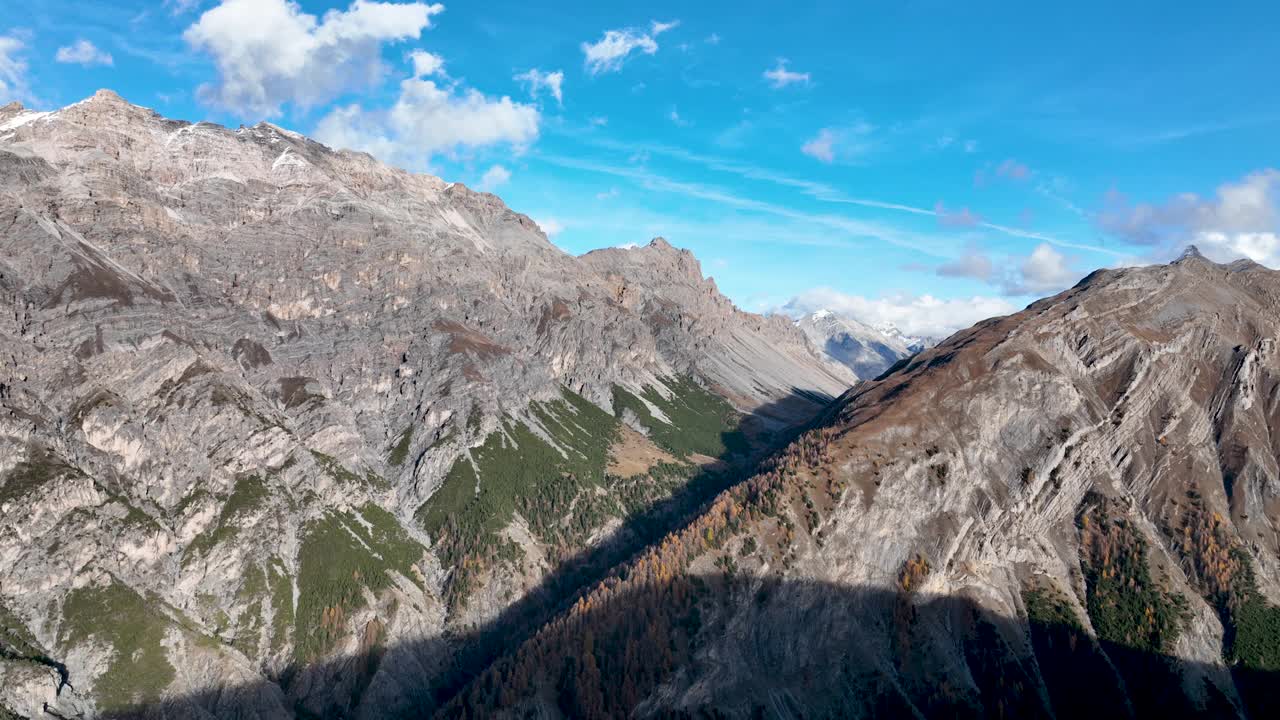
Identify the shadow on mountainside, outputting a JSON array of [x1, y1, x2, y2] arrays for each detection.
[[71, 390, 834, 719], [413, 388, 844, 712], [105, 573, 1279, 720]]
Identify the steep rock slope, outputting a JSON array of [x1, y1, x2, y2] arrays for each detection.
[[458, 248, 1280, 719], [0, 92, 851, 717]]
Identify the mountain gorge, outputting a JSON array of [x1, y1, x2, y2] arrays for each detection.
[[0, 92, 851, 718], [5, 92, 1280, 720]]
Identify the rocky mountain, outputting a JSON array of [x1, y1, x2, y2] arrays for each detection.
[[874, 320, 939, 354], [452, 248, 1280, 719], [796, 309, 917, 379], [0, 91, 853, 718]]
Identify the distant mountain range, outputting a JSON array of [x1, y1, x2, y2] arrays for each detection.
[[796, 309, 938, 380]]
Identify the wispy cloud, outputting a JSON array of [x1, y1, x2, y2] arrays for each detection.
[[536, 153, 958, 257], [996, 158, 1031, 181], [934, 201, 982, 228], [514, 68, 563, 105], [581, 20, 678, 75], [1113, 116, 1280, 148], [563, 134, 1125, 257], [801, 128, 837, 163], [975, 158, 1032, 188], [763, 59, 810, 89], [800, 123, 877, 164]]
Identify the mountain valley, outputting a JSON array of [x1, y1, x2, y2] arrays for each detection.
[[3, 93, 1280, 720]]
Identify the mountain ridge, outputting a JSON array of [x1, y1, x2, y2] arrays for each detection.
[[447, 249, 1280, 718]]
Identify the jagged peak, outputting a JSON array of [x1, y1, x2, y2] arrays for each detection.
[[648, 237, 674, 250], [67, 89, 143, 112], [91, 88, 125, 103], [1175, 244, 1205, 263]]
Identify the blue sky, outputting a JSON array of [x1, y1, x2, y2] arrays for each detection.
[[3, 0, 1278, 335]]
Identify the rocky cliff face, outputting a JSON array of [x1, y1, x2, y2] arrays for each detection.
[[458, 248, 1280, 719], [0, 91, 852, 718]]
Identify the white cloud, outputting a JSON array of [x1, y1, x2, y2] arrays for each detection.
[[801, 128, 836, 163], [514, 68, 563, 104], [668, 106, 688, 126], [918, 243, 1085, 296], [55, 40, 114, 67], [926, 243, 1084, 296], [595, 187, 619, 200], [581, 20, 677, 75], [588, 115, 608, 127], [705, 33, 721, 45], [1001, 243, 1080, 295], [963, 139, 979, 153], [781, 288, 1016, 338], [408, 49, 444, 77], [1194, 230, 1280, 266], [313, 104, 402, 159], [184, 0, 444, 116], [478, 164, 510, 191], [1097, 169, 1280, 265], [762, 59, 809, 89], [936, 248, 994, 280], [0, 33, 29, 104], [315, 75, 540, 163], [533, 217, 564, 237]]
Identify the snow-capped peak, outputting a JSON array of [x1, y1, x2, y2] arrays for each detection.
[[797, 310, 914, 380]]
